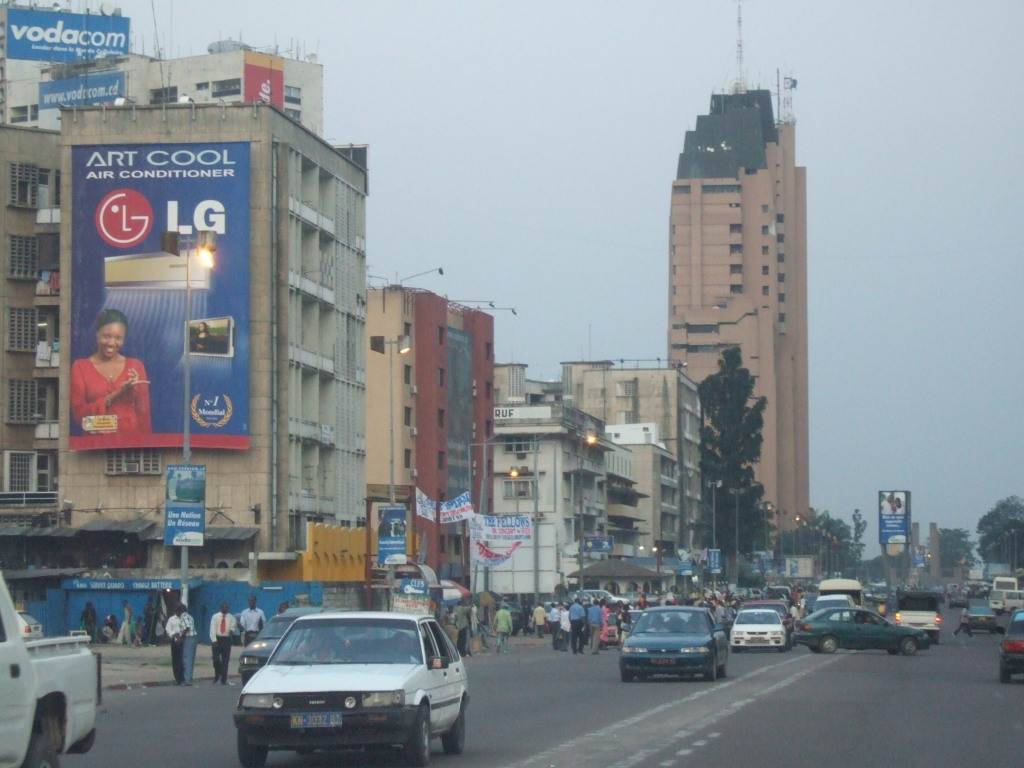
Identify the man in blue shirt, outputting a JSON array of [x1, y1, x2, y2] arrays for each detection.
[[587, 599, 605, 654], [568, 598, 587, 654]]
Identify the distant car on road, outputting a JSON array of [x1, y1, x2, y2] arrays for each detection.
[[16, 610, 43, 639], [894, 591, 943, 645], [619, 607, 729, 683], [795, 607, 929, 656], [730, 609, 788, 652], [237, 607, 325, 684], [965, 601, 1000, 634], [999, 610, 1024, 684], [742, 600, 794, 645]]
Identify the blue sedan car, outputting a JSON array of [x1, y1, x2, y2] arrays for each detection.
[[619, 607, 729, 682]]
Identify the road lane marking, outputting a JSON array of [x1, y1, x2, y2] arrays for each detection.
[[676, 749, 693, 756], [692, 739, 708, 746], [708, 732, 721, 739], [497, 653, 827, 768]]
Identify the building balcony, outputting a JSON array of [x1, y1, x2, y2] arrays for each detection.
[[288, 417, 336, 446], [287, 269, 336, 305], [34, 342, 59, 376], [34, 271, 59, 300], [288, 344, 335, 376], [288, 197, 336, 236], [0, 491, 58, 508]]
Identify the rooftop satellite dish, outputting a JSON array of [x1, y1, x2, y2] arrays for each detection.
[[99, 2, 114, 15]]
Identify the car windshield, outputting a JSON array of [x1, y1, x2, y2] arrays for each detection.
[[270, 618, 423, 665], [898, 596, 938, 611], [257, 615, 297, 640], [736, 611, 782, 625], [633, 611, 705, 634], [969, 605, 994, 616], [748, 603, 787, 617]]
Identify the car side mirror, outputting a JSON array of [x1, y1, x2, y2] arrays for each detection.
[[429, 656, 449, 670]]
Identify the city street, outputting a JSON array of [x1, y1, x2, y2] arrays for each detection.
[[67, 624, 1024, 768]]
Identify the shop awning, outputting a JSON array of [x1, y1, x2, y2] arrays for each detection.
[[78, 519, 157, 535], [1, 567, 88, 581], [144, 526, 259, 542], [0, 526, 78, 538]]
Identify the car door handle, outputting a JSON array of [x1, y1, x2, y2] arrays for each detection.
[[10, 663, 20, 678]]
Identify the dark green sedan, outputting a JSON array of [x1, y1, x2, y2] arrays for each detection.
[[794, 607, 930, 656], [619, 607, 729, 682]]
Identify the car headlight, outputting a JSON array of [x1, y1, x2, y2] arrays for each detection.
[[362, 690, 405, 708], [240, 656, 262, 666], [680, 646, 710, 654], [240, 694, 283, 709], [622, 646, 647, 654]]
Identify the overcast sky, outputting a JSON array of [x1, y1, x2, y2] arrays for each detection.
[[114, 0, 1024, 551]]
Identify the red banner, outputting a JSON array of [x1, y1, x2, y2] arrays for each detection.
[[243, 52, 284, 108]]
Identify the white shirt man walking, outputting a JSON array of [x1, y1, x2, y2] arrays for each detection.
[[209, 602, 239, 684], [238, 595, 266, 646]]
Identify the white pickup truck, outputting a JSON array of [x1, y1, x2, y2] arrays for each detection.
[[0, 575, 99, 768]]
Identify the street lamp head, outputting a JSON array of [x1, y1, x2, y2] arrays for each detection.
[[398, 334, 412, 355], [509, 467, 519, 479], [585, 434, 597, 446], [196, 230, 217, 268]]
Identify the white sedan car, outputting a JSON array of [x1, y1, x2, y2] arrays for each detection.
[[234, 611, 468, 767], [730, 609, 788, 652]]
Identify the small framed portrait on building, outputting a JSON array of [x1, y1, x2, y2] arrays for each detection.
[[188, 316, 234, 357]]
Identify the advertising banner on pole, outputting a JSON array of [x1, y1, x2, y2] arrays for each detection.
[[164, 464, 206, 546], [70, 142, 251, 451], [415, 488, 436, 522], [6, 8, 130, 62], [472, 515, 533, 543], [878, 490, 911, 546], [377, 505, 408, 566], [708, 548, 722, 575], [582, 535, 613, 553], [440, 492, 473, 525], [470, 540, 522, 567]]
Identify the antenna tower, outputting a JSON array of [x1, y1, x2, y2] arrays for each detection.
[[733, 0, 746, 94]]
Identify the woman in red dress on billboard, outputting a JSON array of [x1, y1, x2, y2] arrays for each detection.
[[70, 308, 152, 436]]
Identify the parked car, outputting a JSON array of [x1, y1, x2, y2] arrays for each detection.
[[234, 611, 468, 767], [619, 607, 729, 682], [795, 607, 929, 656], [16, 611, 43, 640], [0, 575, 98, 768], [238, 607, 325, 684], [999, 610, 1024, 684], [730, 608, 788, 652], [966, 601, 1000, 634]]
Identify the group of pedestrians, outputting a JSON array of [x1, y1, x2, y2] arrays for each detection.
[[450, 598, 514, 655], [545, 597, 620, 654]]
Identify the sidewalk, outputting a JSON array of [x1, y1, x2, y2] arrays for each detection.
[[93, 632, 551, 690]]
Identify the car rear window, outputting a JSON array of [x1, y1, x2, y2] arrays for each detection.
[[1008, 620, 1024, 636], [898, 596, 938, 612]]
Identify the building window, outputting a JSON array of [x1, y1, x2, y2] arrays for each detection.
[[451, 535, 462, 555], [702, 184, 741, 193], [778, 313, 787, 323], [729, 223, 742, 234], [105, 449, 162, 475], [284, 85, 302, 104], [761, 245, 770, 255], [438, 368, 445, 387], [687, 344, 718, 353], [485, 380, 492, 399], [284, 108, 301, 121], [404, 406, 412, 427], [10, 106, 30, 124], [211, 78, 241, 98], [403, 364, 412, 384], [485, 341, 493, 360], [6, 379, 37, 423], [762, 285, 770, 296], [779, 292, 786, 303], [6, 451, 34, 491], [729, 243, 743, 254], [674, 184, 691, 194], [776, 213, 785, 223], [437, 451, 446, 470], [149, 86, 179, 105], [503, 479, 535, 500], [761, 225, 769, 235], [195, 81, 209, 90], [404, 322, 412, 337], [37, 169, 60, 208], [778, 273, 786, 283], [8, 235, 38, 279], [777, 233, 785, 243], [777, 253, 785, 263], [729, 264, 743, 274], [761, 265, 770, 275], [616, 380, 637, 397], [485, 418, 492, 437], [504, 437, 536, 454], [687, 324, 717, 334], [9, 162, 38, 207], [403, 448, 411, 469], [730, 284, 743, 294], [438, 326, 446, 345], [437, 409, 445, 428], [7, 308, 36, 352], [761, 204, 769, 213]]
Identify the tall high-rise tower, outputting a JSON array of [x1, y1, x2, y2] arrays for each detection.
[[667, 89, 808, 528]]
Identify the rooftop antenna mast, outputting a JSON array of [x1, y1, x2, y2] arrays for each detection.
[[733, 0, 747, 94]]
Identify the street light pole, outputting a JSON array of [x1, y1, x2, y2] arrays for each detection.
[[728, 488, 742, 586]]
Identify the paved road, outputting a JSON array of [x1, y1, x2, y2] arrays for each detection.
[[67, 624, 1023, 768]]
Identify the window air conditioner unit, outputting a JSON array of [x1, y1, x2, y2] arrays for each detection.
[[516, 452, 527, 460], [410, 426, 418, 436], [410, 468, 419, 478], [124, 462, 140, 473]]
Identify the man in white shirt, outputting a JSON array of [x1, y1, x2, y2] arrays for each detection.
[[558, 603, 571, 652], [209, 601, 239, 684], [180, 605, 198, 685], [164, 604, 186, 685], [238, 595, 266, 646]]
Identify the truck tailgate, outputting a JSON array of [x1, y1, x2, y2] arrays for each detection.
[[26, 637, 98, 751]]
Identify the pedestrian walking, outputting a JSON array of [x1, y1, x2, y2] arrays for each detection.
[[455, 600, 471, 656], [116, 600, 134, 645], [569, 598, 587, 654], [533, 603, 547, 638], [210, 601, 239, 684], [165, 604, 186, 685], [180, 603, 198, 685], [588, 599, 605, 654], [953, 604, 973, 637], [80, 601, 98, 643], [494, 603, 513, 653], [277, 601, 290, 615], [238, 595, 266, 646], [559, 603, 571, 651]]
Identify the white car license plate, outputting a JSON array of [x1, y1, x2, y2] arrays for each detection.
[[290, 712, 343, 729]]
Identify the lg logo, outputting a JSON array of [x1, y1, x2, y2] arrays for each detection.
[[95, 188, 153, 248]]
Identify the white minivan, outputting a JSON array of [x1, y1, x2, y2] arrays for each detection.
[[990, 590, 1024, 615]]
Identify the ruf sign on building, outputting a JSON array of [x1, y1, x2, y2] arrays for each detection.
[[69, 143, 251, 451], [243, 52, 285, 109]]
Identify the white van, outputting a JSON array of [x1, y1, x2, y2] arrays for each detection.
[[990, 590, 1024, 614], [992, 577, 1019, 593]]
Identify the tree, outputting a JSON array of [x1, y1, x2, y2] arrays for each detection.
[[938, 528, 975, 576], [697, 347, 767, 561], [976, 496, 1024, 566], [851, 509, 867, 569]]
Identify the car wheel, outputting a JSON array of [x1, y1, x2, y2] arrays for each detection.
[[403, 703, 431, 767], [819, 636, 839, 654], [778, 644, 788, 653], [441, 701, 466, 755], [236, 731, 268, 768], [1000, 663, 1011, 684], [22, 725, 60, 768], [703, 654, 718, 682], [887, 649, 899, 655], [620, 668, 635, 682], [930, 633, 940, 645], [899, 637, 918, 656]]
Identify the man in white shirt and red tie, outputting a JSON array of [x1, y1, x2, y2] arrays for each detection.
[[209, 601, 239, 684]]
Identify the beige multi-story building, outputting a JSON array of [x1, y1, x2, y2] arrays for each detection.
[[560, 361, 701, 547], [667, 89, 808, 528], [53, 103, 366, 571]]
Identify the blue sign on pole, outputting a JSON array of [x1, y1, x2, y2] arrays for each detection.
[[164, 464, 205, 546], [878, 490, 911, 546], [398, 578, 428, 596], [708, 548, 722, 575], [583, 536, 614, 553], [7, 9, 130, 62], [378, 505, 408, 566], [40, 71, 124, 110]]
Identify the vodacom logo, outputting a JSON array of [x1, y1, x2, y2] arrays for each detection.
[[95, 188, 153, 248]]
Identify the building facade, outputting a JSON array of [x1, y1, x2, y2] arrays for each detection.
[[667, 89, 808, 527], [365, 287, 494, 581], [53, 104, 366, 572]]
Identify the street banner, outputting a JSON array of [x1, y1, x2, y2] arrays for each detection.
[[582, 535, 613, 553], [164, 464, 205, 546], [878, 490, 911, 545], [377, 505, 408, 566], [708, 548, 722, 575], [471, 540, 522, 567], [440, 492, 473, 525], [70, 142, 251, 451], [472, 514, 533, 543], [7, 8, 130, 62], [415, 487, 436, 522]]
